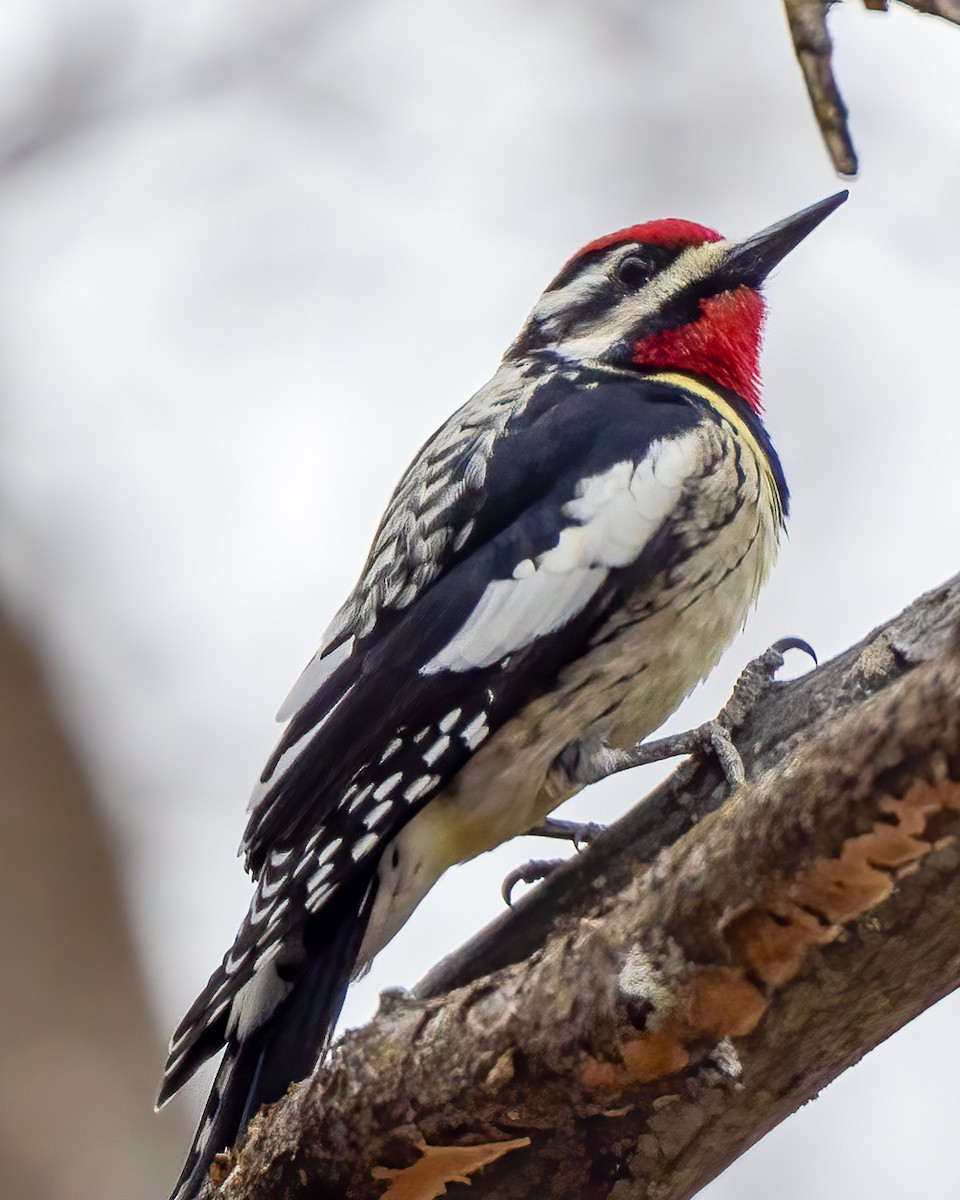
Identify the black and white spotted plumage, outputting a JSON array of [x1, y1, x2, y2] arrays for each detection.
[[161, 194, 845, 1200]]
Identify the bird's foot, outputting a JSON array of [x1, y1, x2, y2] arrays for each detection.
[[568, 637, 817, 792], [524, 816, 606, 849], [502, 819, 604, 905], [718, 636, 817, 731], [502, 639, 815, 905], [501, 857, 567, 906]]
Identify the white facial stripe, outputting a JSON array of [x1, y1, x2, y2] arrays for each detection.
[[531, 257, 612, 323], [552, 239, 733, 365]]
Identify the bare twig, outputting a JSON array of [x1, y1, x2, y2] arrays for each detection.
[[783, 0, 960, 176], [783, 0, 857, 176]]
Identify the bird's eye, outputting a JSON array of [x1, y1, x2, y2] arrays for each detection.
[[616, 254, 652, 288]]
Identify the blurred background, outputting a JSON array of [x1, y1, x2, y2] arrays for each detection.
[[1, 1, 958, 1198]]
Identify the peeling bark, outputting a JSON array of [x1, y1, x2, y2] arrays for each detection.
[[205, 574, 960, 1200]]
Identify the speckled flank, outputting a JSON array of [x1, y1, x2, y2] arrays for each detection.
[[359, 408, 779, 966]]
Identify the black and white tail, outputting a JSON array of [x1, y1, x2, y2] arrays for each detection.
[[163, 870, 377, 1200]]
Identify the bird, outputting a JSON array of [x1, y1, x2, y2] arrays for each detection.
[[159, 191, 847, 1199]]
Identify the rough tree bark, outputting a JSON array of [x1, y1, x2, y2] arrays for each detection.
[[195, 572, 960, 1200]]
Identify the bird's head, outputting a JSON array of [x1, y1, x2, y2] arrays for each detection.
[[509, 192, 848, 413]]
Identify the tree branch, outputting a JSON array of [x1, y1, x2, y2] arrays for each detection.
[[783, 0, 960, 177], [783, 0, 857, 176], [207, 573, 960, 1200]]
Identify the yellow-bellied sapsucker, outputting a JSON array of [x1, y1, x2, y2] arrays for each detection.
[[159, 191, 846, 1198]]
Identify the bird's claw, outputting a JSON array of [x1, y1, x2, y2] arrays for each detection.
[[699, 635, 819, 785], [501, 858, 566, 906], [770, 636, 817, 664], [718, 636, 818, 732], [525, 817, 606, 850]]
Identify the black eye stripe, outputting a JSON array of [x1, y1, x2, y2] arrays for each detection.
[[615, 244, 681, 283], [636, 269, 754, 341], [616, 254, 654, 288], [542, 251, 604, 294], [544, 242, 683, 294]]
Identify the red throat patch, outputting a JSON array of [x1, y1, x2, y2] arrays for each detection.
[[632, 287, 767, 412]]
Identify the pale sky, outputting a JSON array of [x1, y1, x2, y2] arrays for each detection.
[[1, 1, 959, 1196]]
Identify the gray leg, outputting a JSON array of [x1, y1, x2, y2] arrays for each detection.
[[503, 639, 815, 906], [504, 820, 604, 905], [564, 637, 815, 792], [524, 817, 605, 849]]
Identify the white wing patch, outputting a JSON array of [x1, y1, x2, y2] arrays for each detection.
[[421, 434, 699, 674], [422, 566, 603, 673]]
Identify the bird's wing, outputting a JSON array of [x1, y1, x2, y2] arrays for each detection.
[[160, 373, 705, 1103], [244, 370, 706, 861], [268, 362, 539, 728]]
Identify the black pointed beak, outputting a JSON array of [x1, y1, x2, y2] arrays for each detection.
[[719, 191, 848, 288]]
